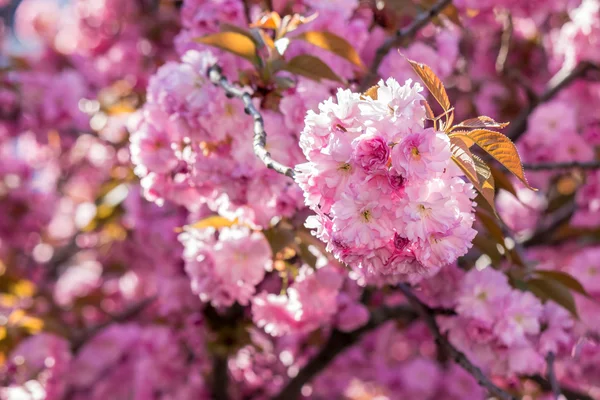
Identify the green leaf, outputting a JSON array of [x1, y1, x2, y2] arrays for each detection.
[[282, 55, 344, 83], [533, 270, 590, 298], [527, 277, 579, 318], [466, 129, 536, 191], [407, 58, 451, 111], [489, 163, 518, 198], [195, 32, 258, 65], [294, 31, 365, 68]]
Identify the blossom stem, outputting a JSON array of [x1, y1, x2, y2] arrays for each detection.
[[523, 160, 600, 170], [359, 0, 453, 92], [207, 64, 296, 179], [397, 283, 518, 400]]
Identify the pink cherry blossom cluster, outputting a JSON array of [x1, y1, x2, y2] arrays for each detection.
[[129, 49, 305, 227], [440, 267, 571, 375], [296, 79, 477, 283]]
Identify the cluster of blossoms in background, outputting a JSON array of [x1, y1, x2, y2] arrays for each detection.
[[1, 0, 600, 399]]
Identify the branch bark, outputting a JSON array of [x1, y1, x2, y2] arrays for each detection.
[[207, 64, 296, 179], [397, 283, 517, 400], [529, 375, 595, 400], [546, 352, 560, 400], [71, 296, 156, 352], [523, 160, 600, 171], [359, 0, 453, 92], [271, 305, 419, 400], [507, 62, 600, 142]]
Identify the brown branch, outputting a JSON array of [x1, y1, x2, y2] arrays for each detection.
[[546, 352, 560, 399], [70, 296, 156, 352], [271, 305, 419, 400], [212, 355, 230, 400], [523, 160, 600, 171], [529, 375, 595, 400], [208, 64, 295, 179], [397, 283, 517, 400], [507, 62, 600, 142], [359, 0, 453, 92]]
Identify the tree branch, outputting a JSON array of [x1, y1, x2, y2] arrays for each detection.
[[546, 352, 560, 400], [397, 283, 517, 400], [212, 354, 230, 400], [359, 0, 453, 92], [523, 160, 600, 171], [529, 375, 595, 400], [207, 64, 296, 179], [271, 305, 419, 400], [71, 296, 156, 352], [507, 62, 600, 142]]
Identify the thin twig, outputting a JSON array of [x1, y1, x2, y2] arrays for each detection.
[[359, 0, 453, 92], [397, 283, 517, 400], [271, 305, 419, 400], [495, 12, 513, 75], [208, 65, 295, 179], [546, 352, 561, 400], [507, 62, 600, 142], [523, 160, 600, 171]]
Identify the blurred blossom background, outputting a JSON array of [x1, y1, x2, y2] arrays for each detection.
[[1, 0, 600, 399]]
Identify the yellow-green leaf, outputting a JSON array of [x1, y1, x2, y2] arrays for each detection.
[[450, 137, 478, 186], [177, 215, 239, 232], [220, 23, 257, 42], [534, 270, 590, 298], [419, 0, 462, 27], [407, 58, 451, 111], [527, 277, 579, 318], [251, 11, 282, 30], [195, 32, 258, 65], [283, 55, 344, 83], [467, 129, 536, 191], [452, 116, 509, 131], [361, 85, 379, 100], [294, 31, 365, 68], [473, 154, 497, 212], [450, 136, 497, 212]]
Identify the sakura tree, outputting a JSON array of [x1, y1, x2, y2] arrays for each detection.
[[1, 0, 600, 399]]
